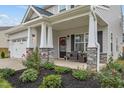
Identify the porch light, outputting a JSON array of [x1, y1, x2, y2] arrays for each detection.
[[67, 35, 70, 38]]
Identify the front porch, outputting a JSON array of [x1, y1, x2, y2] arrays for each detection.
[[25, 6, 108, 71]]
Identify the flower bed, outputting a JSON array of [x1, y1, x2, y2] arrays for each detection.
[[6, 68, 100, 88]]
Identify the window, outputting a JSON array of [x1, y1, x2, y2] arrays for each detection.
[[71, 5, 75, 8], [22, 38, 27, 42], [111, 33, 113, 55], [59, 5, 66, 12], [74, 33, 88, 52], [123, 34, 124, 42]]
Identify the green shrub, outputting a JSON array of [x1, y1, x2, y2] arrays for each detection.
[[40, 75, 62, 88], [54, 66, 71, 74], [42, 62, 55, 70], [20, 68, 38, 82], [98, 70, 124, 88], [106, 62, 124, 73], [0, 78, 12, 88], [1, 51, 5, 58], [0, 68, 15, 78], [72, 69, 89, 80], [23, 48, 41, 71]]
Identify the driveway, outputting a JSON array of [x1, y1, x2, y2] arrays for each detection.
[[0, 58, 25, 70]]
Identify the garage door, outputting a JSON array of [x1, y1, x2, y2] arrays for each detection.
[[10, 38, 27, 58]]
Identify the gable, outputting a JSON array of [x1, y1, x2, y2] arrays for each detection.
[[22, 6, 41, 23], [22, 6, 53, 23]]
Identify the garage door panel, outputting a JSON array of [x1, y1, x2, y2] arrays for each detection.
[[10, 38, 27, 58]]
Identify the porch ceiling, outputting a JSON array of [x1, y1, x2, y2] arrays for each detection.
[[52, 15, 107, 31], [52, 15, 89, 31]]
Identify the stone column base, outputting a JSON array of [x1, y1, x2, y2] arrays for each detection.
[[40, 48, 54, 63], [100, 53, 107, 63], [87, 47, 97, 71], [26, 48, 33, 58]]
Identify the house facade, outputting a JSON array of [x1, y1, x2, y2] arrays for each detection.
[[0, 26, 12, 57], [5, 5, 123, 71]]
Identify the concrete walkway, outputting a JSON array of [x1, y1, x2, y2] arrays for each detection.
[[54, 59, 106, 70], [54, 59, 87, 69], [0, 58, 25, 70], [0, 58, 106, 71]]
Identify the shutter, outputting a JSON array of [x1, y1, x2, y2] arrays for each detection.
[[71, 35, 74, 51], [98, 31, 103, 52]]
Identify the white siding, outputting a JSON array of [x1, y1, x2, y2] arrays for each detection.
[[96, 5, 123, 59], [9, 30, 28, 40], [30, 12, 38, 19], [0, 31, 8, 48], [46, 6, 58, 14]]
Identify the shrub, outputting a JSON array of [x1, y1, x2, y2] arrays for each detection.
[[0, 68, 15, 78], [1, 51, 5, 58], [98, 70, 124, 88], [42, 62, 55, 70], [54, 66, 71, 74], [23, 48, 41, 71], [0, 78, 12, 88], [40, 75, 62, 88], [106, 62, 124, 73], [19, 68, 38, 82], [72, 69, 89, 80]]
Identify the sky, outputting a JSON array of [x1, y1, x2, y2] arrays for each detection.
[[0, 5, 124, 26], [0, 5, 28, 26]]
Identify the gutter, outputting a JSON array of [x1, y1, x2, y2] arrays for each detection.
[[91, 5, 100, 72]]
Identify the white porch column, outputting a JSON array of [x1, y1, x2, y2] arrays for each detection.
[[47, 25, 53, 48], [87, 12, 97, 71], [27, 26, 33, 48], [40, 22, 47, 48], [88, 13, 97, 48]]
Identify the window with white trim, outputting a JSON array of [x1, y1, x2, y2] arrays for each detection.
[[74, 33, 88, 52], [59, 5, 66, 12]]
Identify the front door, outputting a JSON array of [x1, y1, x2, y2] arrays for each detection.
[[59, 37, 66, 58]]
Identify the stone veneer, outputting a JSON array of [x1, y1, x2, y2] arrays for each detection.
[[40, 48, 54, 62], [87, 47, 97, 71], [100, 53, 107, 63], [26, 48, 33, 54]]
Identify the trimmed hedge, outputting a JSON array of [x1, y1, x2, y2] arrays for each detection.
[[72, 69, 89, 80], [0, 68, 15, 78], [20, 68, 38, 82], [39, 74, 62, 88]]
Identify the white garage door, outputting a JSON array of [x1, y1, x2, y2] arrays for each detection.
[[10, 38, 27, 58]]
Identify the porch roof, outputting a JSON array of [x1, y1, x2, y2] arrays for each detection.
[[6, 5, 107, 34]]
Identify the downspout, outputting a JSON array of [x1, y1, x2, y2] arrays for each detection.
[[91, 6, 100, 72]]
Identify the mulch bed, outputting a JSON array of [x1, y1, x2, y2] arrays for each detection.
[[7, 68, 101, 88]]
